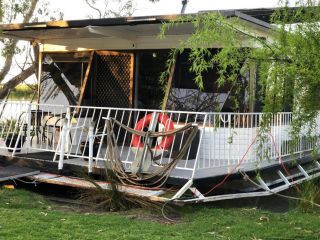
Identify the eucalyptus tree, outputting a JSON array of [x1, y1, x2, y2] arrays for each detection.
[[0, 0, 63, 99], [84, 0, 136, 18], [0, 0, 38, 99]]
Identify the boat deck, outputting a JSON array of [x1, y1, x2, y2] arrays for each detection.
[[0, 143, 313, 181]]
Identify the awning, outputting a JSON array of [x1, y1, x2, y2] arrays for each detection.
[[0, 10, 273, 51]]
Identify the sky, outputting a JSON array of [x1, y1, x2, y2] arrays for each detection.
[[50, 0, 285, 20]]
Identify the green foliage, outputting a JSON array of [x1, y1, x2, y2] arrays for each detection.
[[84, 0, 135, 18], [160, 0, 320, 140], [159, 13, 247, 90], [296, 179, 320, 213], [6, 83, 37, 100], [0, 1, 3, 22]]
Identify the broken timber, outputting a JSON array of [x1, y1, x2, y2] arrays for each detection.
[[27, 173, 169, 202]]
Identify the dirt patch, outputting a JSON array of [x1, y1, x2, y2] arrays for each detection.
[[45, 195, 183, 223], [119, 207, 184, 224]]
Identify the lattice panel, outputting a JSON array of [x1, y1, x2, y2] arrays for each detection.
[[95, 53, 132, 108]]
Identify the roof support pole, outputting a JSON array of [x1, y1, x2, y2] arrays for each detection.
[[248, 60, 256, 112], [133, 53, 140, 109], [161, 0, 188, 111], [161, 60, 176, 111], [37, 46, 42, 105], [77, 51, 94, 107]]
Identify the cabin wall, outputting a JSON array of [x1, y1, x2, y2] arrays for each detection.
[[39, 48, 253, 112]]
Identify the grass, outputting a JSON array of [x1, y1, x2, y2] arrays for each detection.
[[4, 84, 37, 100], [0, 188, 320, 240]]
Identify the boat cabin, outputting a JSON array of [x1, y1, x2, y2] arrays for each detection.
[[0, 8, 319, 203]]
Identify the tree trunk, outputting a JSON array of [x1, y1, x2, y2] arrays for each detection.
[[0, 0, 39, 83], [42, 63, 78, 105], [0, 64, 35, 100]]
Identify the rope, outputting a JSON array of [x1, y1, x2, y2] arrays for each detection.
[[11, 178, 39, 186], [202, 131, 303, 196], [161, 199, 176, 222], [203, 134, 258, 196], [268, 132, 301, 192], [105, 117, 198, 188]]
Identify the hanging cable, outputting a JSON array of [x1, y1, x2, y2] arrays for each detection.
[[202, 129, 305, 196], [268, 132, 301, 192], [203, 134, 258, 196]]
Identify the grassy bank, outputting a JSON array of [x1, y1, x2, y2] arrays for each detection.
[[2, 84, 37, 100], [0, 188, 320, 240]]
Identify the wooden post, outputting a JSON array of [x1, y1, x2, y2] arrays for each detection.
[[133, 53, 140, 109], [37, 48, 42, 104], [161, 61, 176, 111], [161, 0, 188, 111], [77, 51, 94, 107], [248, 60, 256, 112]]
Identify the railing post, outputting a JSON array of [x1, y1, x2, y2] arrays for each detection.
[[278, 113, 282, 164], [227, 114, 231, 167], [88, 121, 95, 175], [318, 113, 320, 155], [191, 114, 207, 179], [65, 107, 71, 154], [26, 103, 32, 152], [12, 122, 25, 157], [58, 118, 68, 173]]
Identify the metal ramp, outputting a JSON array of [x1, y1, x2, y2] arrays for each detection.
[[0, 165, 40, 182], [170, 160, 320, 204], [8, 160, 320, 205]]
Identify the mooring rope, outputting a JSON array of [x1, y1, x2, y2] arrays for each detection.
[[105, 118, 198, 188]]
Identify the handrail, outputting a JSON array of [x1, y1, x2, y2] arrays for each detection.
[[0, 100, 317, 180]]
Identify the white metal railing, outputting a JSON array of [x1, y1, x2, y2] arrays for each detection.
[[197, 112, 319, 170], [0, 100, 318, 178]]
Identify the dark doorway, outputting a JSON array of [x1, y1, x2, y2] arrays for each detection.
[[88, 51, 134, 108]]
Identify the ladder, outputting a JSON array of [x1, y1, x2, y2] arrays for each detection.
[[171, 160, 320, 204]]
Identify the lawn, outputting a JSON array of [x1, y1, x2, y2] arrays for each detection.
[[0, 188, 320, 240]]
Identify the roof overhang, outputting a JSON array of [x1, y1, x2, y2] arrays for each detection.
[[0, 9, 275, 52]]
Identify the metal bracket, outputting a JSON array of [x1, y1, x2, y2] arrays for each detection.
[[277, 170, 290, 186], [256, 176, 270, 191], [297, 164, 309, 178], [315, 161, 320, 169], [190, 187, 205, 199], [171, 179, 193, 200]]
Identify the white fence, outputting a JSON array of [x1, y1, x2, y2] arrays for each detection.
[[0, 101, 318, 178]]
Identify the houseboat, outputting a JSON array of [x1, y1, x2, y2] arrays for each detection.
[[0, 8, 319, 203]]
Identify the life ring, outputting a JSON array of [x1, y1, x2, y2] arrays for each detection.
[[132, 113, 174, 150]]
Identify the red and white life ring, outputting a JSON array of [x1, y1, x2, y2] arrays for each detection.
[[132, 113, 174, 150]]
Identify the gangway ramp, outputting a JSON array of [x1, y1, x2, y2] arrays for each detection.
[[0, 165, 40, 182]]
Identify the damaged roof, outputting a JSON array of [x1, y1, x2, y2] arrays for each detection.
[[0, 8, 277, 31], [0, 8, 281, 51]]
